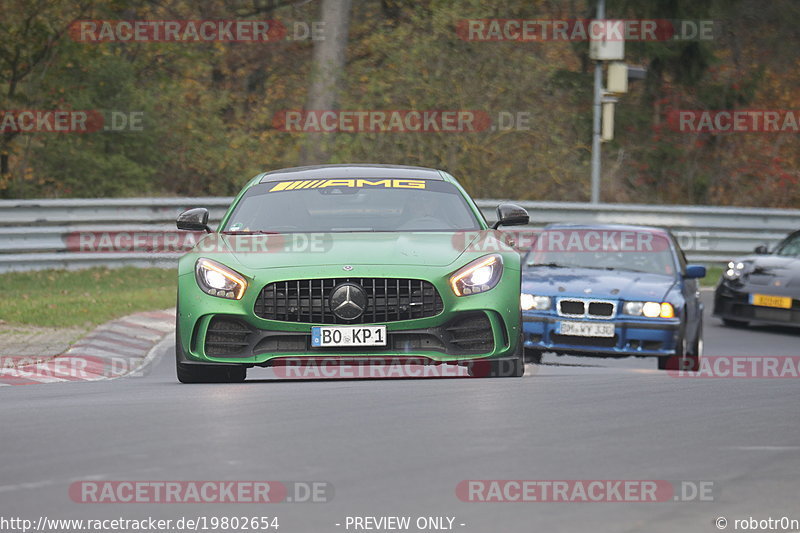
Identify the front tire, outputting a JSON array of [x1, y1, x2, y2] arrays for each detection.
[[470, 336, 525, 378], [722, 318, 749, 328], [175, 336, 246, 383], [657, 334, 700, 372], [523, 348, 543, 364], [175, 308, 247, 383], [176, 360, 247, 383], [490, 353, 525, 377]]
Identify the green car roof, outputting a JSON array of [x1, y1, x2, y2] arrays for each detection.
[[257, 164, 447, 183]]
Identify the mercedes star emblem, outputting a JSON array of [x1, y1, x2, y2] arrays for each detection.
[[343, 265, 354, 271], [329, 283, 367, 320]]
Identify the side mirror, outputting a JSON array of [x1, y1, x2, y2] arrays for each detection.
[[684, 265, 706, 279], [754, 244, 769, 254], [493, 203, 529, 229], [177, 208, 211, 232]]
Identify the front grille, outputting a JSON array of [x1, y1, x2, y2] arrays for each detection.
[[390, 333, 448, 352], [205, 317, 252, 356], [753, 307, 794, 322], [254, 335, 308, 354], [204, 311, 492, 357], [588, 302, 614, 316], [444, 313, 494, 351], [557, 298, 616, 318], [560, 300, 585, 315], [254, 278, 444, 324]]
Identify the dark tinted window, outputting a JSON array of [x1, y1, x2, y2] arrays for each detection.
[[224, 179, 480, 232], [775, 232, 800, 257]]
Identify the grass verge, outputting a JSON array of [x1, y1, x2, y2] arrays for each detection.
[[0, 267, 176, 328], [701, 264, 723, 288]]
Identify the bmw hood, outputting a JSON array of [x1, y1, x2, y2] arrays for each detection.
[[522, 266, 676, 301], [190, 231, 508, 270]]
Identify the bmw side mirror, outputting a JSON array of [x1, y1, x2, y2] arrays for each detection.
[[684, 265, 706, 279], [754, 244, 769, 254], [493, 203, 529, 229], [177, 208, 212, 232]]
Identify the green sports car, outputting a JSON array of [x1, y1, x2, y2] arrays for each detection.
[[174, 164, 529, 383]]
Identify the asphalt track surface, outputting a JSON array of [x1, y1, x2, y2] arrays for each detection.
[[1, 292, 799, 533]]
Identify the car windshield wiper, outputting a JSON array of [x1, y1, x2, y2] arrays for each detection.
[[527, 262, 569, 268], [605, 267, 653, 274], [528, 263, 646, 272], [221, 230, 280, 235]]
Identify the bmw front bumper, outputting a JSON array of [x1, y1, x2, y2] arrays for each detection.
[[522, 314, 681, 357]]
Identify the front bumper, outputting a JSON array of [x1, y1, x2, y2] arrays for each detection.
[[713, 283, 800, 326], [177, 264, 521, 365], [522, 314, 681, 356]]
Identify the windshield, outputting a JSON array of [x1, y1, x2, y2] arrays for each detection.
[[223, 178, 481, 233], [524, 229, 678, 276], [774, 232, 800, 257]]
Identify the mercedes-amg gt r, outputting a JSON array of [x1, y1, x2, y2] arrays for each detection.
[[174, 164, 529, 382]]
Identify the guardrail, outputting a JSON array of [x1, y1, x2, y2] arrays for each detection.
[[1, 197, 798, 272]]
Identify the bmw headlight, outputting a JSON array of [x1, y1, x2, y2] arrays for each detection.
[[723, 261, 745, 281], [623, 301, 675, 318], [195, 258, 247, 300], [450, 254, 503, 296], [521, 294, 551, 311]]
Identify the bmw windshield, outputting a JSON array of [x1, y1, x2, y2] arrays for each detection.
[[524, 229, 679, 276], [223, 178, 482, 233]]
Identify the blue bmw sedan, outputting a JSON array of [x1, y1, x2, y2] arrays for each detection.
[[520, 224, 706, 370]]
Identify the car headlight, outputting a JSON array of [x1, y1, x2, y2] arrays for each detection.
[[521, 294, 551, 311], [195, 258, 247, 300], [450, 254, 503, 296], [723, 261, 745, 281], [623, 301, 675, 318]]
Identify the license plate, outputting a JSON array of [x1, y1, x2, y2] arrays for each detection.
[[311, 325, 387, 347], [558, 321, 615, 337], [750, 294, 792, 309]]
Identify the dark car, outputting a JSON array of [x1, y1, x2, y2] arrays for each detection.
[[521, 224, 706, 371], [713, 230, 800, 328]]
